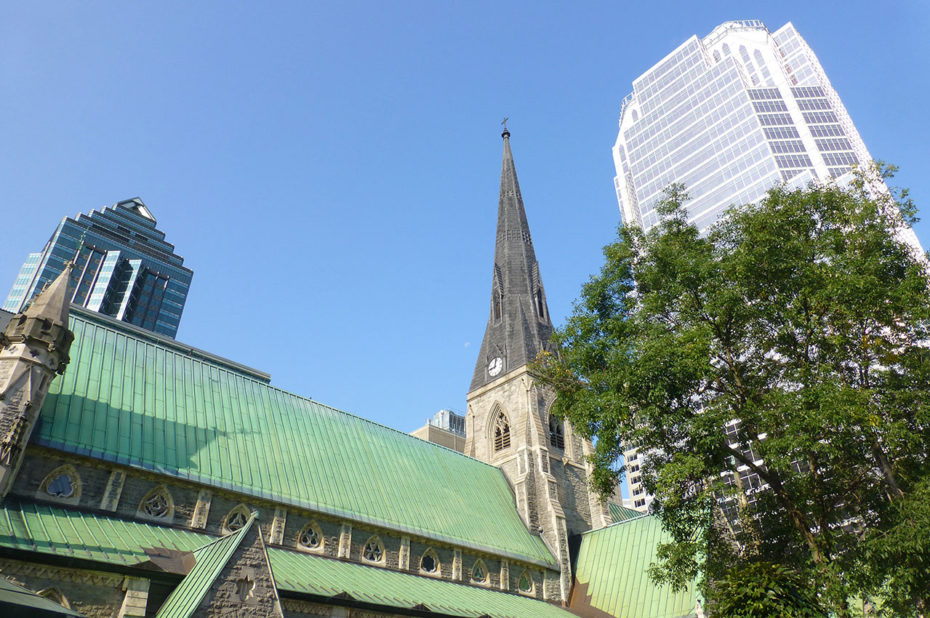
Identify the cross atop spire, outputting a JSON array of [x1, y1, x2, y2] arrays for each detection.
[[469, 130, 553, 392]]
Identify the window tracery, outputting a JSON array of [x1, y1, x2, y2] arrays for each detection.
[[493, 410, 511, 452], [362, 536, 385, 564], [470, 559, 489, 585], [548, 416, 565, 450], [223, 505, 251, 534], [298, 522, 323, 551], [138, 485, 173, 519]]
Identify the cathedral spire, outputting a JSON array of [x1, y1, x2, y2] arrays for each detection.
[[22, 262, 73, 328], [469, 130, 553, 393]]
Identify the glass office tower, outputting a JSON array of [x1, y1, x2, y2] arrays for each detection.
[[4, 198, 192, 338], [612, 20, 924, 511], [612, 20, 922, 255]]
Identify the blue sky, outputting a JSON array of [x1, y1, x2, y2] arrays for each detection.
[[2, 2, 928, 434]]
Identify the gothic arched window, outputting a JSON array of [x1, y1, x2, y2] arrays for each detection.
[[38, 465, 81, 505], [517, 570, 535, 595], [223, 505, 251, 535], [419, 548, 440, 575], [548, 416, 565, 450], [138, 485, 174, 520], [297, 522, 324, 551], [471, 559, 489, 585], [361, 536, 385, 564], [493, 411, 511, 452]]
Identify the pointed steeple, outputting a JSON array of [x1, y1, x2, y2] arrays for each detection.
[[469, 130, 554, 392], [4, 263, 74, 373], [23, 263, 73, 327]]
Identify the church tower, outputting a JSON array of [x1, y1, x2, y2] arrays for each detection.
[[466, 129, 609, 602], [0, 265, 74, 500]]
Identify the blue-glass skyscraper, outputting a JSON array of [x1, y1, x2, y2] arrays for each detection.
[[3, 198, 192, 338]]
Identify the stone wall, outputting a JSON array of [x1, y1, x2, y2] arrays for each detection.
[[9, 447, 560, 606], [0, 557, 137, 618]]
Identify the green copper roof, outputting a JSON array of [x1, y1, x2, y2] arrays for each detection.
[[572, 515, 699, 618], [270, 545, 574, 618], [155, 513, 257, 618], [609, 503, 644, 523], [0, 502, 571, 618], [0, 501, 212, 565], [35, 311, 554, 567]]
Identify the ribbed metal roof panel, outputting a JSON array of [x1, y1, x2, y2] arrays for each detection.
[[0, 502, 571, 618], [269, 548, 575, 618], [609, 503, 644, 523], [0, 501, 212, 564], [573, 515, 699, 618], [35, 313, 554, 567]]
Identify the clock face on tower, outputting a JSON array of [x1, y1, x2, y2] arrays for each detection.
[[487, 357, 503, 377]]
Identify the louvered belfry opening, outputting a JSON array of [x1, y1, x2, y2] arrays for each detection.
[[494, 411, 511, 451]]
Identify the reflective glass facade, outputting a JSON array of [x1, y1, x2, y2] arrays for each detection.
[[612, 21, 876, 235], [3, 198, 192, 338]]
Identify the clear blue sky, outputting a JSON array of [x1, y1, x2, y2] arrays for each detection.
[[3, 2, 928, 433]]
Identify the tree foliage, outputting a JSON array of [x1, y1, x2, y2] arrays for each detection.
[[534, 170, 930, 616], [711, 562, 827, 617]]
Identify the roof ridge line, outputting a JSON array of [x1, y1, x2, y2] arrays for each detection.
[[192, 512, 256, 553], [68, 312, 507, 473], [581, 513, 653, 535]]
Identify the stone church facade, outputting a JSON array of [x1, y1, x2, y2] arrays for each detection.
[[0, 132, 699, 617]]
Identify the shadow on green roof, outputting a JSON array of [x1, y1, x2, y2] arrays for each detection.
[[35, 313, 554, 566]]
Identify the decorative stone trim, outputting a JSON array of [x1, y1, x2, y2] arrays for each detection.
[[337, 524, 352, 559], [36, 464, 81, 506], [36, 588, 71, 609], [117, 576, 150, 617], [398, 536, 410, 570], [500, 559, 509, 591], [269, 508, 287, 545], [99, 469, 126, 512], [0, 557, 125, 587], [452, 549, 462, 581], [190, 489, 212, 529]]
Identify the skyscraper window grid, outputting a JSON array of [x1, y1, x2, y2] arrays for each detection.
[[3, 198, 192, 338], [611, 20, 878, 237], [612, 19, 925, 511]]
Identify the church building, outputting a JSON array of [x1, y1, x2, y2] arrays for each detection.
[[0, 132, 699, 617]]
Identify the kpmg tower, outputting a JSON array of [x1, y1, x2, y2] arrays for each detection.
[[612, 19, 921, 254], [3, 198, 192, 338]]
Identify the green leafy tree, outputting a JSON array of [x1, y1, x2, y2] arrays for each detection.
[[711, 562, 827, 617], [534, 169, 930, 616]]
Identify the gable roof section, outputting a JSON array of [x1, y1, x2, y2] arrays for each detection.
[[34, 312, 554, 567], [571, 515, 699, 618], [0, 501, 572, 618], [155, 512, 257, 618], [608, 503, 643, 523]]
